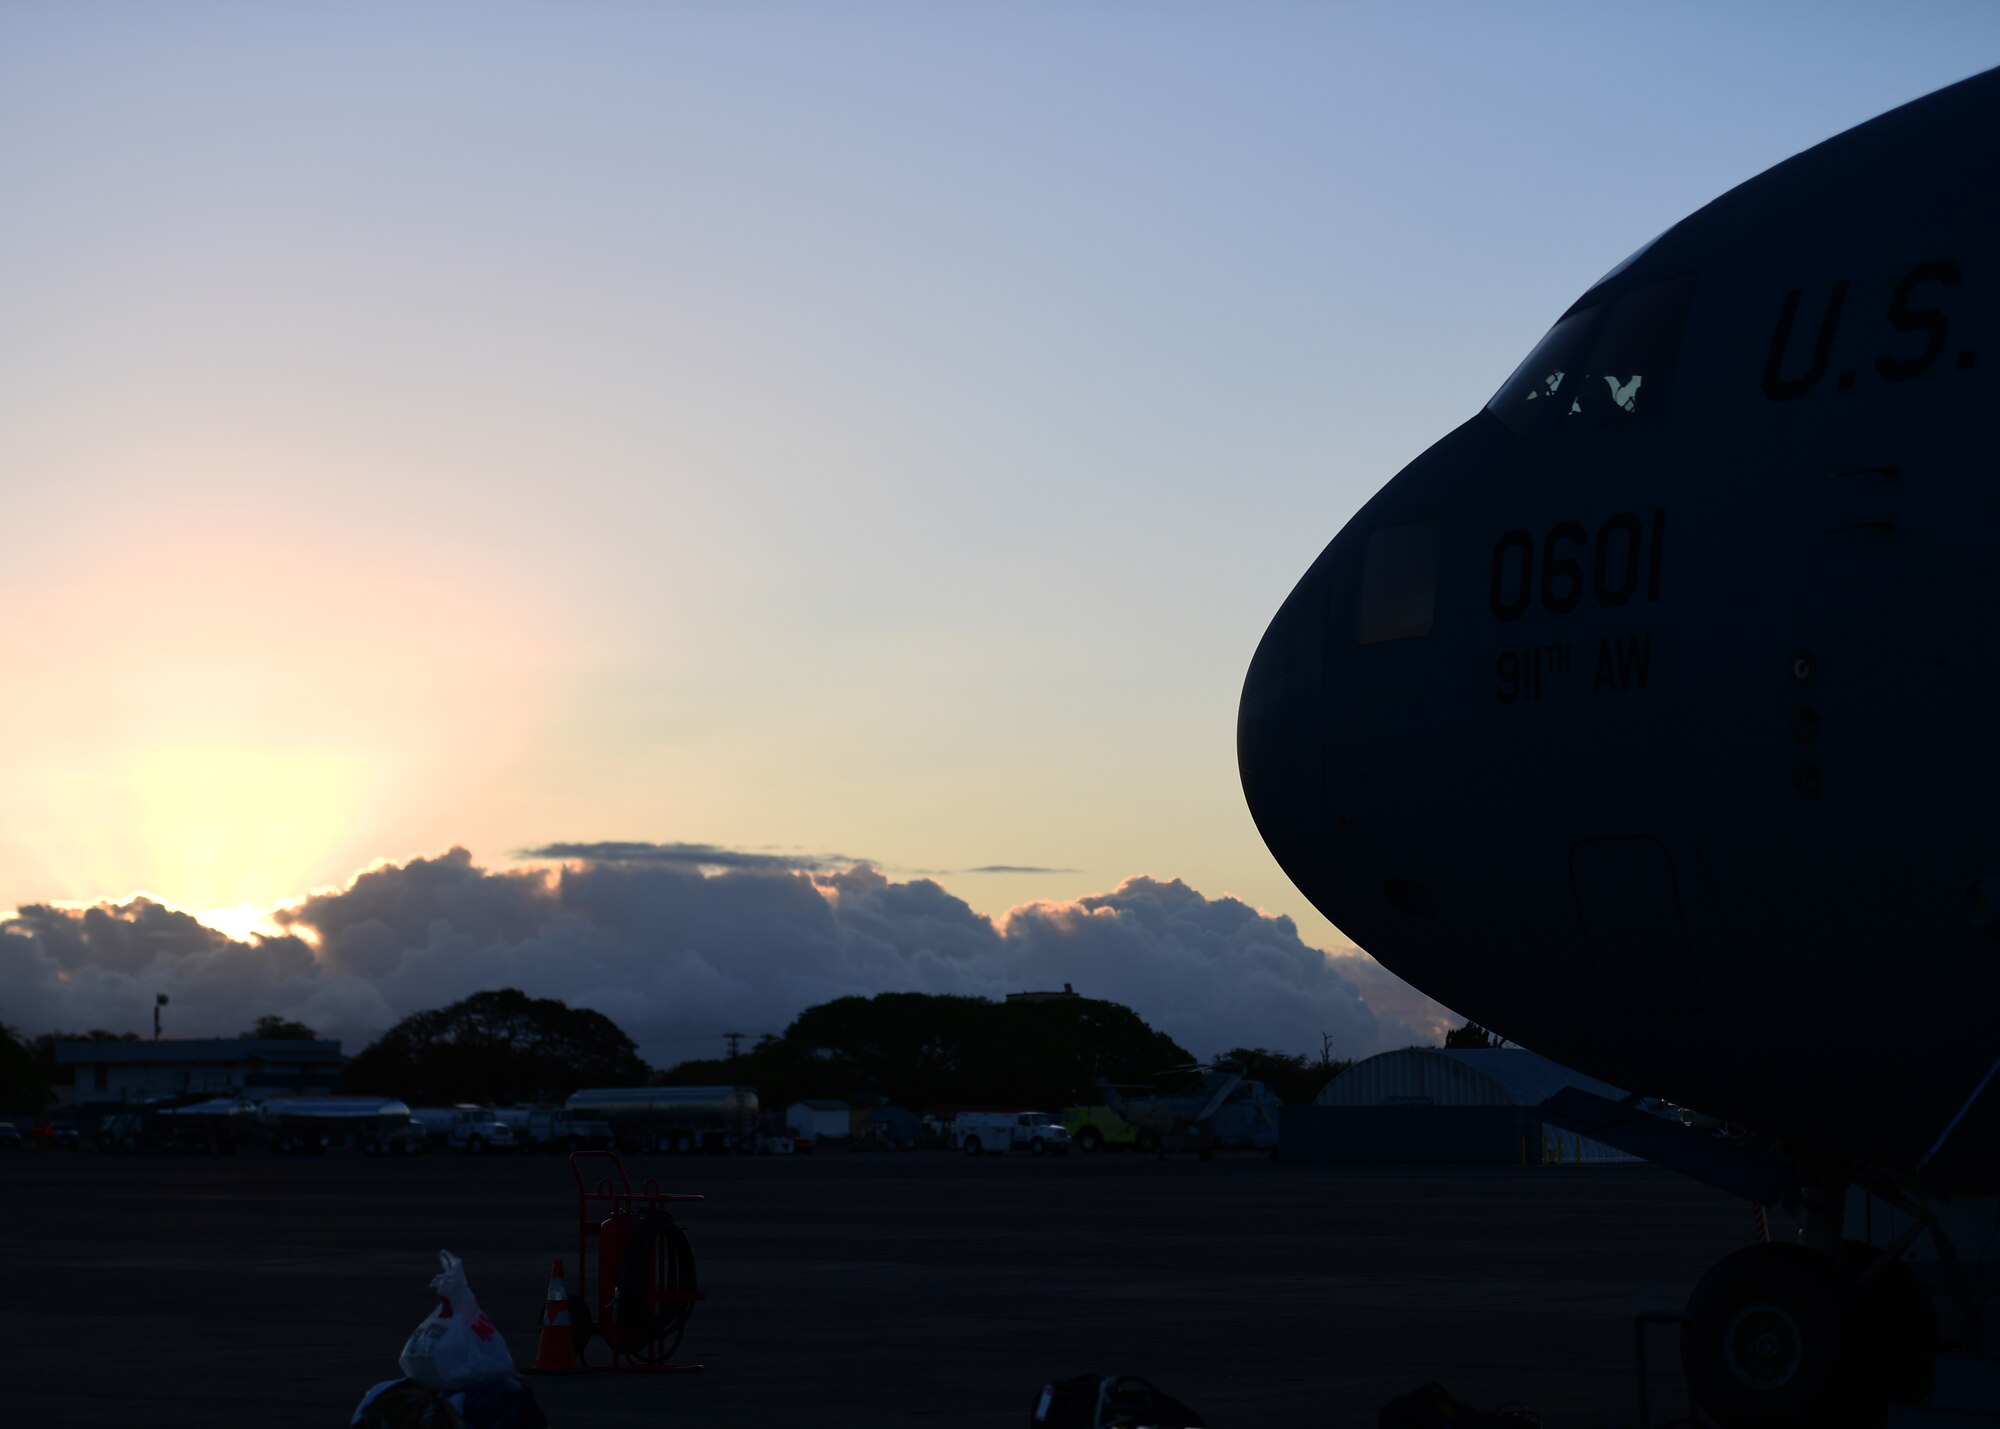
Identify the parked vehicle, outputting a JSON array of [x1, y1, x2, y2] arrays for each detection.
[[950, 1111, 1072, 1157], [752, 1113, 797, 1154], [263, 1098, 428, 1156], [0, 1123, 20, 1151], [410, 1104, 517, 1154], [100, 1095, 261, 1154], [494, 1104, 612, 1152], [565, 1085, 758, 1154]]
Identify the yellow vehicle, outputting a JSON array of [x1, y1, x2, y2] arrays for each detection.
[[1060, 1103, 1138, 1153]]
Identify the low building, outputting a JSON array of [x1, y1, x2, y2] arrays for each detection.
[[785, 1099, 852, 1142], [56, 1038, 346, 1106], [1281, 1047, 1645, 1165]]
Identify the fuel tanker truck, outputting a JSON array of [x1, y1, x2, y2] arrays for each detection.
[[565, 1085, 758, 1154], [263, 1097, 429, 1156]]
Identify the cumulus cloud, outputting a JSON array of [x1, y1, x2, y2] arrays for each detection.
[[0, 848, 1456, 1065]]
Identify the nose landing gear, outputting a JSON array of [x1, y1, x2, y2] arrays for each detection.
[[1682, 1244, 1844, 1429], [1680, 1240, 1937, 1429]]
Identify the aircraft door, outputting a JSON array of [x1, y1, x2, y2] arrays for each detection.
[[1569, 836, 1703, 1015]]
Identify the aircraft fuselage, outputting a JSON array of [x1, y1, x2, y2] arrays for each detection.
[[1240, 68, 2000, 1185]]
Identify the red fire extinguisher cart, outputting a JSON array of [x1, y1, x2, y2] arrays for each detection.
[[566, 1150, 705, 1372]]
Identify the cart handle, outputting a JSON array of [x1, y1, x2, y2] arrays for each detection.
[[569, 1148, 632, 1194], [567, 1151, 705, 1204]]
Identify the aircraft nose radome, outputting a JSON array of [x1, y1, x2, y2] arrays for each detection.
[[1237, 556, 1334, 896]]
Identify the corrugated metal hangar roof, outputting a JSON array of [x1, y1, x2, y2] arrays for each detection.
[[1316, 1047, 1628, 1108]]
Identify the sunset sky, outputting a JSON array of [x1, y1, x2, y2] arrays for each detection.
[[5, 5, 1996, 1060]]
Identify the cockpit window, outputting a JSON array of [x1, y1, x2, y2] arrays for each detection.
[[1485, 273, 1695, 435], [1485, 307, 1598, 437], [1562, 273, 1695, 427]]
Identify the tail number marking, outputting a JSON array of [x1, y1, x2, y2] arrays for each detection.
[[1489, 509, 1666, 622]]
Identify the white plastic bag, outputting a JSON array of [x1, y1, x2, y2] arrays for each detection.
[[398, 1249, 516, 1389]]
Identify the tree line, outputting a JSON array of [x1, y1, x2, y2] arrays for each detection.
[[3, 990, 1515, 1114]]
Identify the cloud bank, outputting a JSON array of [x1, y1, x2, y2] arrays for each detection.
[[0, 847, 1456, 1065], [515, 841, 859, 873]]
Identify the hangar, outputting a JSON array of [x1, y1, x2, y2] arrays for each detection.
[[1281, 1047, 1645, 1165], [55, 1037, 346, 1107]]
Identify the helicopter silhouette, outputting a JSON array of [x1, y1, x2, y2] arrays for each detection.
[[1096, 1055, 1282, 1159]]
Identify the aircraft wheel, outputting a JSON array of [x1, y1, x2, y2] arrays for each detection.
[[1075, 1126, 1102, 1153], [1681, 1242, 1851, 1429]]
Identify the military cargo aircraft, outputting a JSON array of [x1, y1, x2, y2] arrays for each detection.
[[1239, 65, 2000, 1429]]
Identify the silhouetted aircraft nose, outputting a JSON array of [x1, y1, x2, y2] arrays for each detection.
[[1237, 544, 1342, 903], [1237, 432, 1455, 934]]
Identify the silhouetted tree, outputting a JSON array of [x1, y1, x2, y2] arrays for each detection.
[[654, 991, 1191, 1112], [988, 995, 1193, 1109], [1443, 1018, 1504, 1050], [651, 1057, 739, 1087], [0, 1025, 51, 1113], [243, 1015, 317, 1040], [342, 989, 647, 1105]]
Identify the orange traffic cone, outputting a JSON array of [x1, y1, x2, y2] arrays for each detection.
[[525, 1259, 586, 1373]]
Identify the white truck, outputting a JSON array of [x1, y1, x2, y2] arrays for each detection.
[[411, 1104, 517, 1154], [950, 1110, 1072, 1157]]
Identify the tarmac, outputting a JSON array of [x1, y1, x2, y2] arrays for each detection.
[[0, 1148, 1752, 1427]]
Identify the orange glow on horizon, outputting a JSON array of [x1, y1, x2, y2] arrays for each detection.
[[0, 479, 582, 921]]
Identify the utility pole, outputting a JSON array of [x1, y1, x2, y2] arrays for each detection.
[[723, 1031, 744, 1062], [153, 993, 170, 1041]]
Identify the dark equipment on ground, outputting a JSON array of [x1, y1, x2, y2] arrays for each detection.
[[1031, 1374, 1206, 1427], [351, 1374, 547, 1429], [1376, 1382, 1541, 1428], [562, 1150, 704, 1373]]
